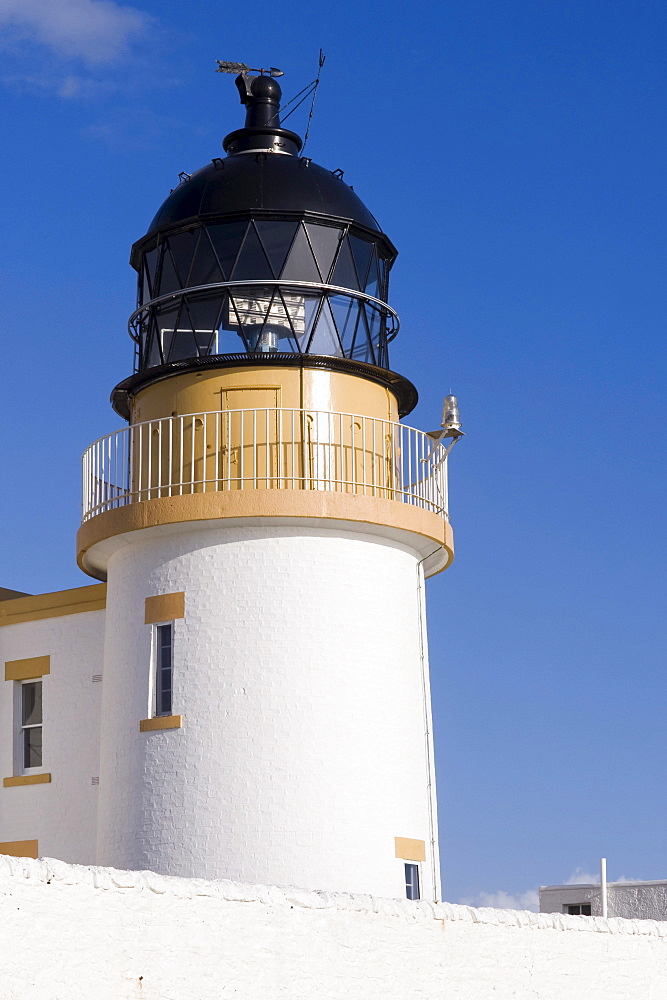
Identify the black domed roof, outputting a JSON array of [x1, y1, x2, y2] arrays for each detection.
[[146, 154, 382, 235]]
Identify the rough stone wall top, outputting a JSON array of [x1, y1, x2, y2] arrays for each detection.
[[3, 856, 667, 1000]]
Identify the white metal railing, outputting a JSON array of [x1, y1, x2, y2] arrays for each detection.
[[82, 408, 449, 523]]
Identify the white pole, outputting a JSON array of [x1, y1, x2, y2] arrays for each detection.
[[600, 857, 608, 918]]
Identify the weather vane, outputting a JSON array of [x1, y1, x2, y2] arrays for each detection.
[[215, 61, 283, 78]]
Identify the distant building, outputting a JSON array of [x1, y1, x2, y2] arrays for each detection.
[[540, 880, 667, 920]]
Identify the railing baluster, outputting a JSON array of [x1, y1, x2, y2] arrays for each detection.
[[80, 408, 450, 526]]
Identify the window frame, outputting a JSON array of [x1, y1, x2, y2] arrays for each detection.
[[405, 862, 421, 901], [564, 903, 591, 916], [18, 679, 43, 773], [152, 621, 174, 718]]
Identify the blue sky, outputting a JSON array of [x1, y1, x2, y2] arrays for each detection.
[[0, 0, 665, 908]]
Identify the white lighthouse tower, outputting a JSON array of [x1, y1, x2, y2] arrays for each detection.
[[76, 68, 457, 902]]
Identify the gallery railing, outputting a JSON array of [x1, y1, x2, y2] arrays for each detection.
[[82, 408, 449, 522]]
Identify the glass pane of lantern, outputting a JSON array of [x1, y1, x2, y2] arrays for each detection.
[[158, 245, 181, 295], [349, 234, 374, 290], [281, 225, 321, 282], [255, 221, 299, 278], [359, 305, 378, 364], [184, 294, 224, 345], [141, 262, 152, 305], [307, 300, 343, 357], [144, 247, 159, 299], [167, 230, 199, 287], [365, 249, 380, 298], [330, 236, 359, 290], [166, 329, 200, 362], [145, 329, 161, 367], [208, 221, 248, 280], [232, 224, 273, 281], [305, 223, 341, 282], [329, 294, 359, 354], [189, 229, 224, 287]]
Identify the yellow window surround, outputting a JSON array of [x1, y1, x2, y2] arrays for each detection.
[[5, 655, 50, 681], [145, 593, 185, 624], [395, 837, 426, 862], [3, 774, 51, 788], [139, 715, 183, 732]]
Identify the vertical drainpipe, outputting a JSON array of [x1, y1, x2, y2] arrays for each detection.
[[417, 553, 441, 901]]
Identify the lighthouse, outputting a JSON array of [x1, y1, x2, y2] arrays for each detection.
[[75, 68, 457, 901]]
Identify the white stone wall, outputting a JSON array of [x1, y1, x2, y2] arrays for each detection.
[[0, 611, 105, 864], [98, 521, 440, 899], [541, 880, 667, 920], [2, 856, 667, 1000]]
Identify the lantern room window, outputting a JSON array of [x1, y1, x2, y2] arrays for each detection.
[[132, 219, 396, 371]]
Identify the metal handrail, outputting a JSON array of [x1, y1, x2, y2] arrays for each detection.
[[81, 408, 448, 523], [127, 280, 400, 342]]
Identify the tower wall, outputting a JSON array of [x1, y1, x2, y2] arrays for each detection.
[[96, 520, 440, 899]]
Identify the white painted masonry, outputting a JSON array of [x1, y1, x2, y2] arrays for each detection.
[[0, 612, 104, 864], [2, 855, 667, 1000], [541, 879, 667, 920], [97, 519, 440, 898]]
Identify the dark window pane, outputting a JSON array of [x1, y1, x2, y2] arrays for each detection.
[[208, 222, 248, 280], [256, 221, 299, 278], [581, 904, 591, 916], [156, 623, 173, 716], [168, 230, 199, 287], [349, 234, 374, 289], [22, 682, 42, 726], [364, 249, 380, 298], [281, 225, 321, 282], [145, 328, 162, 367], [145, 247, 159, 297], [157, 245, 181, 295], [167, 330, 200, 362], [305, 224, 341, 282], [23, 726, 42, 769], [141, 262, 152, 305], [330, 236, 360, 290], [189, 229, 224, 286], [405, 863, 420, 900], [182, 294, 225, 351], [232, 224, 273, 281]]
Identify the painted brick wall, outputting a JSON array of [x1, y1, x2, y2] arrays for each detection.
[[98, 521, 440, 898], [2, 856, 667, 1000], [0, 612, 104, 864]]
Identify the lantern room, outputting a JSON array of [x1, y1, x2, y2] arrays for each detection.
[[127, 73, 399, 375]]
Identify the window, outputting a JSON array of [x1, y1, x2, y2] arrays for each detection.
[[405, 862, 420, 901], [21, 681, 42, 769], [154, 623, 173, 716], [564, 903, 591, 916]]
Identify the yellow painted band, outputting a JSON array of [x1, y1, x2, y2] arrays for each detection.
[[0, 584, 106, 628], [77, 491, 454, 579], [3, 774, 51, 787], [5, 655, 50, 681], [140, 715, 183, 732]]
